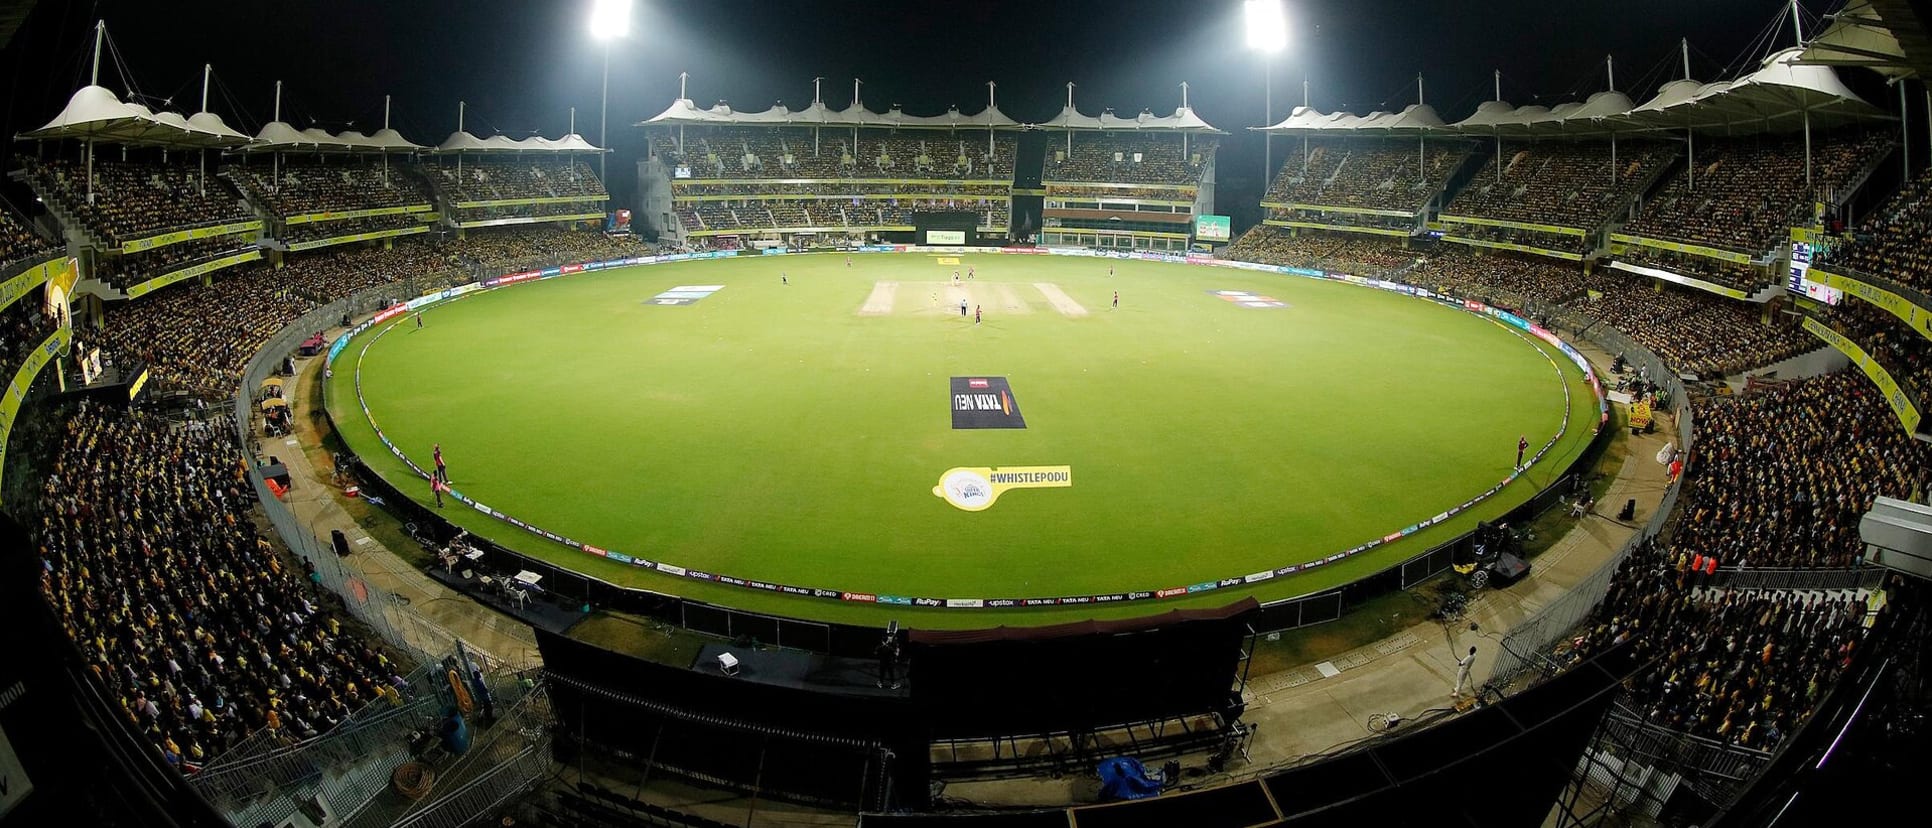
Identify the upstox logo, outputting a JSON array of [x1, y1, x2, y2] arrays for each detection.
[[934, 465, 1072, 512]]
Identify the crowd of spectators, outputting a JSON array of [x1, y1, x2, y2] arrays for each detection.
[[1614, 248, 1777, 293], [449, 227, 649, 272], [430, 158, 607, 205], [1621, 131, 1890, 256], [1446, 141, 1674, 230], [1675, 370, 1931, 568], [1, 206, 60, 270], [1223, 226, 1420, 273], [1043, 135, 1216, 186], [35, 404, 403, 769], [228, 159, 434, 219], [654, 129, 1018, 182], [90, 238, 256, 292], [0, 293, 61, 380], [676, 198, 1008, 234], [1045, 184, 1195, 201], [1407, 243, 1594, 307], [679, 182, 1010, 198], [1441, 223, 1593, 257], [1816, 166, 1932, 293], [1224, 228, 1815, 377], [1819, 300, 1932, 407], [22, 157, 253, 247], [1565, 538, 1869, 747], [1570, 270, 1814, 377], [1263, 138, 1472, 213], [94, 265, 316, 396], [281, 214, 423, 247]]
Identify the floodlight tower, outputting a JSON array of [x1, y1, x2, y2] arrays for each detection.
[[588, 0, 633, 183], [1244, 0, 1288, 187]]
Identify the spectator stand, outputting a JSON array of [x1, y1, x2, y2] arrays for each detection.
[[228, 117, 439, 253], [0, 254, 75, 491], [641, 85, 1026, 246], [431, 121, 609, 230], [14, 70, 265, 302], [1037, 89, 1222, 252], [1255, 104, 1474, 242], [1803, 301, 1931, 441]]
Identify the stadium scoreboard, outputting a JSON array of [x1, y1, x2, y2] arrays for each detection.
[[1786, 241, 1843, 305], [1193, 214, 1231, 243]]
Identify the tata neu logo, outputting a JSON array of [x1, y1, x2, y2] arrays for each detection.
[[951, 376, 1026, 429]]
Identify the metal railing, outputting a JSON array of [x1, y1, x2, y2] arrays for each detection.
[[1699, 566, 1889, 593]]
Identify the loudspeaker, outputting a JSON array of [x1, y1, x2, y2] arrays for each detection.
[[261, 463, 291, 488], [1618, 499, 1636, 521], [1492, 552, 1531, 584], [331, 529, 352, 557]]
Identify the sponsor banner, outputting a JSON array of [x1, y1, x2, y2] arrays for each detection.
[[287, 224, 428, 252], [1261, 201, 1414, 219], [1605, 259, 1749, 300], [1441, 235, 1585, 262], [647, 284, 724, 306], [127, 249, 263, 299], [1608, 233, 1754, 265], [933, 465, 1072, 511], [120, 219, 262, 254], [950, 376, 1026, 429], [285, 204, 434, 225], [0, 324, 70, 488], [1807, 269, 1932, 341], [1803, 316, 1922, 433], [925, 230, 968, 245], [1264, 219, 1412, 238], [0, 256, 68, 312], [451, 212, 606, 230], [1000, 246, 1046, 255], [761, 247, 790, 255], [1208, 289, 1287, 309], [1437, 213, 1588, 237], [452, 194, 611, 209]]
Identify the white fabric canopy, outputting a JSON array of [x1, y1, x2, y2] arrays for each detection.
[[17, 84, 250, 148], [641, 96, 1025, 130], [433, 130, 605, 154]]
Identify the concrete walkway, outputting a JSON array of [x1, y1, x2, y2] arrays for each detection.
[[270, 333, 542, 669], [272, 322, 1673, 819]]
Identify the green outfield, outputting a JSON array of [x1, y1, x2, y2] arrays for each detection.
[[326, 252, 1599, 628]]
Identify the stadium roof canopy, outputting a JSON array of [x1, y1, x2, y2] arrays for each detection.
[[1791, 0, 1919, 80], [234, 121, 427, 154], [1041, 104, 1225, 133], [1256, 49, 1887, 138], [432, 131, 605, 154], [17, 84, 253, 149], [640, 97, 1027, 130]]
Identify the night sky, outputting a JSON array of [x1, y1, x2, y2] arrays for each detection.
[[0, 0, 1875, 222]]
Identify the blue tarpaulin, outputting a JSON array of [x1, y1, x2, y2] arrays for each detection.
[[1096, 756, 1162, 801]]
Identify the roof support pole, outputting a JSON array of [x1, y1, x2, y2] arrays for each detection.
[[599, 42, 610, 183], [1606, 56, 1617, 188], [1494, 70, 1502, 184], [199, 64, 212, 197], [90, 21, 103, 87], [1687, 129, 1695, 193], [458, 100, 465, 179], [1302, 76, 1310, 176], [1180, 82, 1190, 158], [384, 95, 393, 186], [1262, 56, 1273, 187], [1416, 73, 1424, 180], [1900, 82, 1910, 189], [1066, 82, 1074, 158], [273, 80, 283, 191], [988, 81, 997, 159]]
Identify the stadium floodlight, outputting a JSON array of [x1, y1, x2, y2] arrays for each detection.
[[587, 0, 633, 182], [588, 0, 632, 41], [1244, 0, 1288, 54], [1245, 0, 1289, 185]]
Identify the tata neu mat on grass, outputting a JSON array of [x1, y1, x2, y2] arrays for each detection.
[[950, 376, 1025, 429]]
